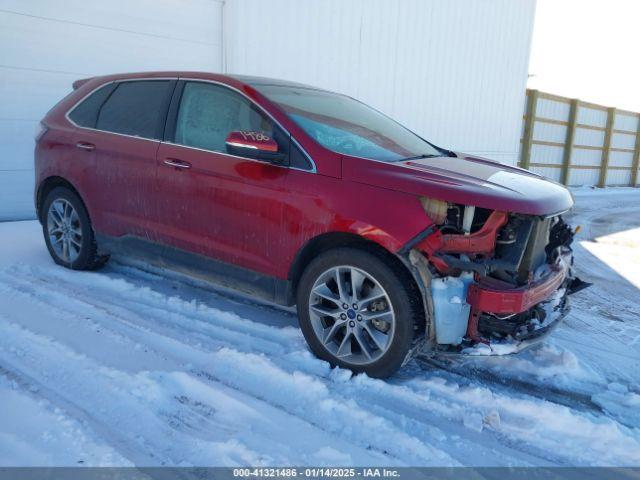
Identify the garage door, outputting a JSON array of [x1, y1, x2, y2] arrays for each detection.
[[0, 0, 223, 220]]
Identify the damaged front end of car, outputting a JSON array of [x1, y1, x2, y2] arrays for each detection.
[[401, 198, 591, 356]]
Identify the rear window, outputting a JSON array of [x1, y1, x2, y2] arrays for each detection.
[[96, 80, 172, 139], [68, 83, 116, 128]]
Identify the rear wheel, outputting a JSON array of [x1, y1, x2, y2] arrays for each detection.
[[42, 186, 109, 270], [297, 247, 419, 378]]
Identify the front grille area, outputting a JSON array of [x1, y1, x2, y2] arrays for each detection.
[[492, 214, 554, 286]]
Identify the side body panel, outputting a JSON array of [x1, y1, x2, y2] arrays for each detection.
[[34, 124, 77, 217], [70, 129, 161, 237], [154, 142, 289, 275], [275, 167, 428, 279], [153, 146, 428, 281]]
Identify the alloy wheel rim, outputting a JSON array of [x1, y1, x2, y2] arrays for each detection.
[[47, 199, 82, 263], [308, 265, 396, 365]]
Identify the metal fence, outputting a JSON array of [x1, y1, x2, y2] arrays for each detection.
[[519, 89, 640, 187]]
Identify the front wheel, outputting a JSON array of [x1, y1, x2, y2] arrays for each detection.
[[296, 247, 420, 378]]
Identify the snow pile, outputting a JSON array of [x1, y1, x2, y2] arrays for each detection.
[[592, 383, 640, 428]]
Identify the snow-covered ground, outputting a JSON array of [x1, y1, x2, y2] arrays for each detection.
[[0, 187, 639, 467]]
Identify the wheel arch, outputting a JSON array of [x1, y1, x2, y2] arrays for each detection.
[[289, 232, 425, 328], [36, 176, 85, 224]]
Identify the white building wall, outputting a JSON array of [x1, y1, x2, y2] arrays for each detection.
[[0, 0, 223, 220], [223, 0, 536, 164], [0, 0, 536, 220]]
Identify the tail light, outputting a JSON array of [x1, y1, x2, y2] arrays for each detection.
[[34, 122, 48, 143]]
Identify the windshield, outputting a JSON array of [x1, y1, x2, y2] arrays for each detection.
[[254, 85, 442, 162]]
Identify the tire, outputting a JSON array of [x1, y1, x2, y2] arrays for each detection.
[[296, 247, 420, 378], [41, 186, 109, 270]]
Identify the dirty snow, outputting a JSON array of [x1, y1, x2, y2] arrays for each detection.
[[0, 187, 639, 467]]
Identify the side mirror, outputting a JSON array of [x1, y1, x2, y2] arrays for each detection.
[[225, 130, 285, 163]]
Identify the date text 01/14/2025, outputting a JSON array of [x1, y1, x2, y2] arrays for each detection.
[[232, 468, 401, 478]]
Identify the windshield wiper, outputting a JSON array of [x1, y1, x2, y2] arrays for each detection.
[[396, 153, 441, 162]]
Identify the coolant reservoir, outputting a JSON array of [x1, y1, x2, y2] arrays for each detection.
[[431, 272, 475, 345]]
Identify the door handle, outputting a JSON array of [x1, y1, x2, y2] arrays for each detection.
[[163, 158, 192, 170], [76, 142, 95, 151]]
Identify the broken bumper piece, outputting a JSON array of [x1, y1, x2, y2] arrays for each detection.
[[467, 253, 570, 316], [459, 253, 583, 355], [461, 288, 570, 355]]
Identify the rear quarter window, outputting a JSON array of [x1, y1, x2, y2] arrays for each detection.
[[96, 80, 172, 139], [68, 83, 116, 128]]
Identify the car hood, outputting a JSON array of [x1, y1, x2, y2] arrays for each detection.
[[343, 153, 574, 216]]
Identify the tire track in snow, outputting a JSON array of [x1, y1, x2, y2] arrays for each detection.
[[0, 316, 213, 466], [0, 367, 131, 466], [4, 263, 639, 465], [0, 265, 550, 464], [2, 268, 520, 466], [0, 268, 323, 378], [112, 258, 300, 326], [0, 269, 290, 355], [418, 352, 640, 429], [105, 267, 637, 451], [0, 270, 459, 466], [0, 266, 486, 465], [17, 263, 299, 347], [417, 357, 604, 415], [0, 315, 393, 466], [0, 364, 138, 466], [1, 271, 401, 465], [336, 365, 639, 466], [332, 374, 554, 466]]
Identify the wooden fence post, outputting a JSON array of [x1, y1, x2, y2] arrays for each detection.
[[520, 89, 538, 170], [598, 107, 616, 188], [631, 114, 640, 187], [561, 99, 579, 185]]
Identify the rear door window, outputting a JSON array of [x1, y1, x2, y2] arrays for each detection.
[[96, 80, 172, 139]]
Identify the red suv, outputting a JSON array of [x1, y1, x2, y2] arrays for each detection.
[[35, 72, 587, 377]]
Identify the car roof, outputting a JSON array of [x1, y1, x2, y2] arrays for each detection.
[[227, 74, 328, 91], [76, 71, 327, 92]]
